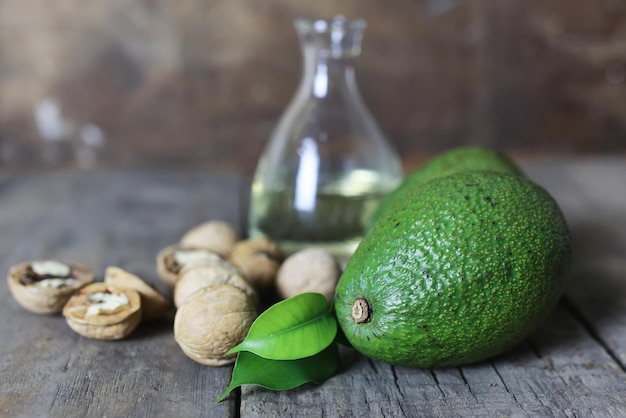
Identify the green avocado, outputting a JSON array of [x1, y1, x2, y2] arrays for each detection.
[[335, 171, 571, 368], [368, 146, 522, 230]]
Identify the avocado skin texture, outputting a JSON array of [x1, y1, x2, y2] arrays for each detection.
[[335, 171, 571, 368], [368, 146, 521, 231]]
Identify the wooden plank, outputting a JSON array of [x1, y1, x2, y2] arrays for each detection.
[[0, 170, 244, 417], [240, 304, 626, 417], [526, 159, 626, 369], [240, 159, 626, 417], [2, 160, 626, 417]]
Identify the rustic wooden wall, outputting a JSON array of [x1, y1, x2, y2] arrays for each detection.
[[0, 0, 625, 173]]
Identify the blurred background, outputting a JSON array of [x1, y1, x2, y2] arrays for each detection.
[[0, 0, 625, 174]]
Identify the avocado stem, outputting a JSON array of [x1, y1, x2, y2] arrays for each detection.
[[351, 297, 372, 323]]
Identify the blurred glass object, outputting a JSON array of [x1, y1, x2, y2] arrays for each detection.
[[34, 97, 74, 166], [76, 124, 106, 169], [32, 97, 106, 170], [248, 16, 403, 263]]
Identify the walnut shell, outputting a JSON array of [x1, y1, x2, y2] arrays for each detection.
[[156, 244, 223, 287], [7, 260, 95, 314], [174, 284, 257, 366], [63, 283, 142, 340], [228, 237, 283, 290], [179, 220, 239, 257], [174, 261, 258, 308], [104, 266, 171, 321], [276, 248, 341, 302], [177, 255, 242, 278]]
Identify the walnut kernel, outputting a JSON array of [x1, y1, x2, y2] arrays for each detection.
[[63, 283, 142, 340], [156, 245, 222, 287], [104, 266, 171, 321], [7, 260, 95, 314]]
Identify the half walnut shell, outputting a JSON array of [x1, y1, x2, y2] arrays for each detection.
[[7, 260, 95, 315], [156, 244, 223, 287], [63, 283, 142, 340], [104, 266, 171, 321]]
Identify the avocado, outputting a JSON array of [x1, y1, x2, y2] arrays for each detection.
[[335, 171, 571, 368], [368, 146, 521, 230]]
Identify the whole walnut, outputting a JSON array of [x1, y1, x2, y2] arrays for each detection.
[[228, 237, 283, 290], [179, 220, 239, 258], [276, 248, 341, 302], [173, 285, 257, 366], [174, 262, 257, 308]]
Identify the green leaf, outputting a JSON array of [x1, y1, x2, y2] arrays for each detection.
[[216, 343, 339, 403], [228, 292, 337, 360]]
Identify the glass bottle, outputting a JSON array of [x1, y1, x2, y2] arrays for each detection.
[[248, 16, 403, 263]]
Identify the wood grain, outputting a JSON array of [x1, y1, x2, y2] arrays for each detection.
[[0, 170, 245, 417], [241, 159, 626, 417], [1, 159, 626, 417]]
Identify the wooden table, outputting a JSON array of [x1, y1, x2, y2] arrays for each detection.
[[1, 158, 626, 417]]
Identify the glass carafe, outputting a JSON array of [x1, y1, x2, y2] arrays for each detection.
[[248, 16, 403, 263]]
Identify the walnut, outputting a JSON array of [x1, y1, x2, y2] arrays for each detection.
[[174, 284, 257, 366], [104, 266, 171, 321], [156, 245, 223, 287], [63, 283, 142, 340], [174, 261, 257, 308], [228, 237, 283, 290], [7, 260, 95, 314], [276, 248, 341, 302], [179, 220, 239, 258]]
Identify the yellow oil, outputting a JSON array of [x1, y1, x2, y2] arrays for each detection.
[[248, 170, 397, 264]]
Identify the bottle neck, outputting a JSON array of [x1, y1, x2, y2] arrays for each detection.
[[299, 45, 359, 99], [294, 17, 364, 100]]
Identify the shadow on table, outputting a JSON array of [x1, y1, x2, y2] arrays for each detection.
[[128, 311, 175, 340], [518, 216, 626, 364], [564, 217, 626, 326]]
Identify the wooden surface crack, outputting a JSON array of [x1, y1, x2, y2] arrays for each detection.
[[60, 336, 80, 373], [3, 162, 626, 417], [490, 361, 523, 411], [561, 296, 626, 372], [430, 369, 447, 399]]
